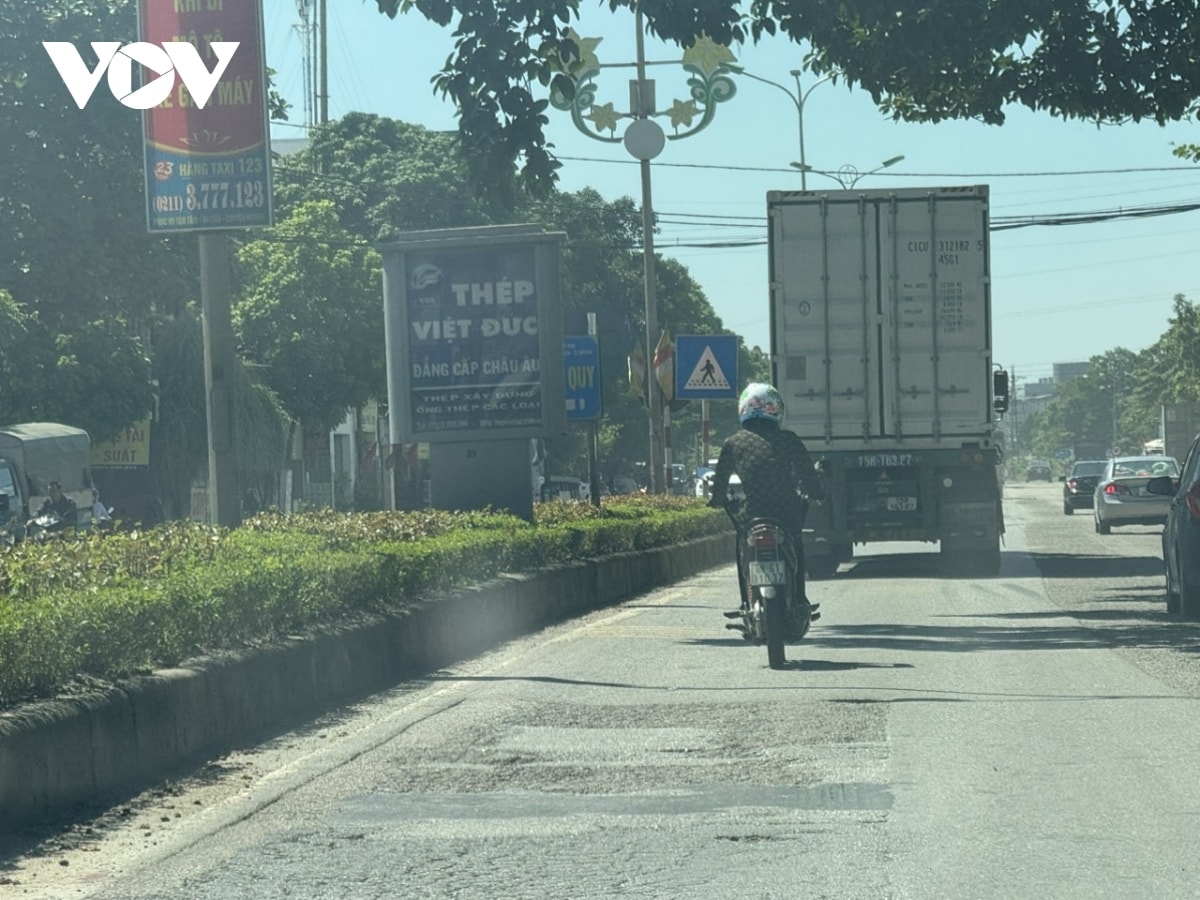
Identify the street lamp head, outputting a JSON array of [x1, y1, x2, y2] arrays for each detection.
[[789, 161, 812, 172], [880, 155, 905, 169]]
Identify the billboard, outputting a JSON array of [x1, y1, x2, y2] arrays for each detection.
[[138, 0, 272, 232], [381, 225, 567, 444], [90, 418, 152, 468]]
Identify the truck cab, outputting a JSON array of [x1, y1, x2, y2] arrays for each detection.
[[0, 456, 24, 542]]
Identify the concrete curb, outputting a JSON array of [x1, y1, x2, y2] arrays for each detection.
[[0, 531, 734, 827]]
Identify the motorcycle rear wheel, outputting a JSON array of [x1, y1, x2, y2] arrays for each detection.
[[763, 593, 787, 669]]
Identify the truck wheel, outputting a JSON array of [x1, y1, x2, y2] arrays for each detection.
[[1167, 588, 1181, 615], [1181, 581, 1200, 620], [807, 555, 839, 580]]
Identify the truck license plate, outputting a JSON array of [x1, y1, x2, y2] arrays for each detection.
[[747, 561, 786, 585], [886, 496, 918, 511]]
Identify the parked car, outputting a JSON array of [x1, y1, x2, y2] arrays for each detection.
[[1060, 459, 1108, 514], [1025, 459, 1053, 481], [1147, 432, 1200, 614], [1093, 455, 1180, 534]]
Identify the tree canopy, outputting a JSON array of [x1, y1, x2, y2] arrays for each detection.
[[274, 113, 752, 478], [373, 0, 1200, 193], [1023, 295, 1200, 459]]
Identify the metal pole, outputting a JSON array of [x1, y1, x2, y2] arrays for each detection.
[[791, 70, 807, 190], [635, 10, 664, 494], [587, 312, 602, 507], [317, 0, 328, 123], [198, 232, 241, 527]]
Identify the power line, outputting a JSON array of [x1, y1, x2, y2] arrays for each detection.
[[556, 155, 1200, 179]]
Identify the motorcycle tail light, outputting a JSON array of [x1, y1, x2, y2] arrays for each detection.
[[1186, 482, 1200, 521], [749, 529, 779, 549]]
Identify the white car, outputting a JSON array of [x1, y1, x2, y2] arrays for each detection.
[[1093, 455, 1180, 534]]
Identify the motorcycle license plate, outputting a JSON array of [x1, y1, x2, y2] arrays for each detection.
[[747, 560, 786, 585]]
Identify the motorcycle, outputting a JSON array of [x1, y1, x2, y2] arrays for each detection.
[[26, 511, 70, 543], [719, 479, 817, 670]]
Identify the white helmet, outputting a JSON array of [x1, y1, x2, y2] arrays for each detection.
[[738, 382, 784, 426]]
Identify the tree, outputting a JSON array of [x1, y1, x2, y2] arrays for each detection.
[[234, 201, 386, 433], [1026, 348, 1143, 458], [1132, 294, 1200, 407], [269, 117, 748, 484], [150, 307, 290, 520], [272, 113, 506, 240], [372, 0, 1200, 194], [0, 1, 293, 439]]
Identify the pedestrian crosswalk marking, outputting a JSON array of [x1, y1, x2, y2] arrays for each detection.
[[684, 346, 732, 391]]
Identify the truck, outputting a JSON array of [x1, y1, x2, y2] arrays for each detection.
[[1161, 403, 1200, 464], [767, 185, 1008, 576], [0, 422, 94, 541]]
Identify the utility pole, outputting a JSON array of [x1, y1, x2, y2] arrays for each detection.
[[317, 0, 328, 124], [1011, 367, 1020, 457]]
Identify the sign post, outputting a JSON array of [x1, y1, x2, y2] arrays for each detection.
[[138, 0, 272, 527], [564, 321, 603, 506]]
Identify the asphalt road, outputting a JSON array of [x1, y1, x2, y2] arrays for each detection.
[[6, 480, 1200, 899]]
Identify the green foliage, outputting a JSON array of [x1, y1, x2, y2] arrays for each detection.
[[147, 306, 290, 519], [0, 2, 197, 433], [234, 201, 385, 431], [269, 117, 745, 478], [0, 1, 295, 441], [371, 0, 1200, 195], [271, 113, 504, 240], [0, 499, 727, 707], [1024, 299, 1200, 459]]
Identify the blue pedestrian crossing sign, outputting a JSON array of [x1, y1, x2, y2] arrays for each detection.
[[675, 335, 738, 399]]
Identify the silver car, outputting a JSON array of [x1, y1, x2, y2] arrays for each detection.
[[1093, 455, 1181, 533]]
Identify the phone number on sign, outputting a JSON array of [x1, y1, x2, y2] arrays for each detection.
[[183, 180, 266, 210]]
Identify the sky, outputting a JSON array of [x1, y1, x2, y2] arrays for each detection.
[[262, 1, 1200, 391]]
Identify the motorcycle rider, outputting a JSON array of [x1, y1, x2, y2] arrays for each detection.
[[30, 480, 76, 531], [707, 382, 825, 624]]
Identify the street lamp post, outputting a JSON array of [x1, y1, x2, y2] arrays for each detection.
[[735, 68, 833, 189], [550, 22, 738, 492], [812, 156, 907, 189], [736, 68, 905, 190]]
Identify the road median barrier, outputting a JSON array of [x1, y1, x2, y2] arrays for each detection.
[[1, 530, 733, 827]]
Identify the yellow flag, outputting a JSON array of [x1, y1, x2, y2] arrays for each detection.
[[627, 340, 646, 400], [653, 330, 674, 403]]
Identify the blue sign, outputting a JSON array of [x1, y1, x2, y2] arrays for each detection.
[[675, 335, 738, 399], [1053, 448, 1072, 460], [564, 335, 601, 420]]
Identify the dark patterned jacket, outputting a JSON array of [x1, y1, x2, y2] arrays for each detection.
[[709, 419, 823, 533]]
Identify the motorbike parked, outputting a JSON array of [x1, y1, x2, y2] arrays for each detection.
[[719, 478, 816, 669]]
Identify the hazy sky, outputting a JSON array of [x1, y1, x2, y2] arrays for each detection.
[[264, 1, 1200, 388]]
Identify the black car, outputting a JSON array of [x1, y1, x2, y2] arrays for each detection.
[[1060, 459, 1108, 514], [1147, 433, 1200, 615], [1025, 459, 1053, 481]]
